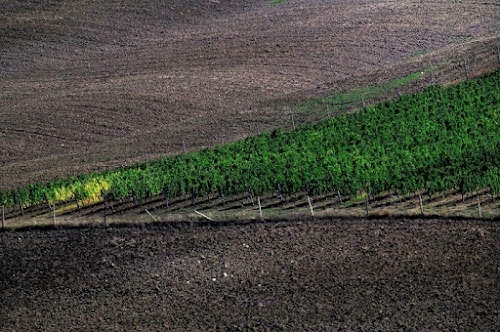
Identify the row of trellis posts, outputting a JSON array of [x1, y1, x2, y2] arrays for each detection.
[[0, 184, 489, 229], [1, 47, 499, 229]]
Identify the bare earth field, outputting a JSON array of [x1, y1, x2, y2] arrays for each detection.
[[1, 0, 500, 190], [2, 2, 500, 330], [1, 218, 499, 330]]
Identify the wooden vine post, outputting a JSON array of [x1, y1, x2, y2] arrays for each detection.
[[74, 192, 81, 213], [2, 205, 5, 230], [277, 183, 283, 201], [258, 196, 263, 220], [307, 196, 314, 217], [336, 187, 342, 204], [477, 193, 482, 219], [132, 191, 138, 206], [17, 195, 24, 216], [194, 210, 214, 222], [305, 184, 314, 216], [52, 201, 56, 226], [247, 187, 254, 205], [164, 186, 169, 208], [102, 190, 108, 226], [365, 194, 369, 216], [418, 193, 424, 215], [29, 192, 34, 210], [218, 187, 225, 205], [395, 189, 401, 201], [145, 209, 157, 222]]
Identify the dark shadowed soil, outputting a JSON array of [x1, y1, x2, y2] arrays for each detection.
[[1, 217, 499, 331]]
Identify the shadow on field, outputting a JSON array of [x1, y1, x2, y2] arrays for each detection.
[[3, 213, 499, 234]]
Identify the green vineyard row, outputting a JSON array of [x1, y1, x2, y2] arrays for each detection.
[[1, 69, 499, 210]]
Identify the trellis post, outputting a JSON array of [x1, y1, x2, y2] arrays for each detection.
[[102, 190, 108, 226], [490, 184, 495, 203], [145, 209, 157, 222], [218, 187, 225, 203], [258, 196, 263, 220], [418, 193, 424, 215], [17, 195, 24, 216], [132, 191, 138, 206], [52, 202, 56, 226], [365, 195, 369, 216], [307, 196, 314, 216], [336, 187, 342, 204], [247, 187, 254, 205], [476, 193, 482, 219], [74, 192, 81, 213], [164, 186, 169, 208]]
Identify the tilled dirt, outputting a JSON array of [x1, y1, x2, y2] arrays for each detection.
[[1, 0, 500, 190], [1, 218, 499, 331]]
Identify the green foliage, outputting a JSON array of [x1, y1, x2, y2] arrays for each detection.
[[297, 70, 427, 115], [269, 0, 289, 5], [1, 69, 499, 209]]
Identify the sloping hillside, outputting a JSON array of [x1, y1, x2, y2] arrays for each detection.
[[1, 0, 500, 190]]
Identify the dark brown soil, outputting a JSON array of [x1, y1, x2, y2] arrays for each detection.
[[1, 0, 500, 190], [1, 217, 499, 331]]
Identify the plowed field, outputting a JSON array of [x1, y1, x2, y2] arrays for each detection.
[[1, 218, 499, 330], [1, 0, 500, 190]]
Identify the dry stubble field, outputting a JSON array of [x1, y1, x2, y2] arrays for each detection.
[[1, 0, 500, 190]]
